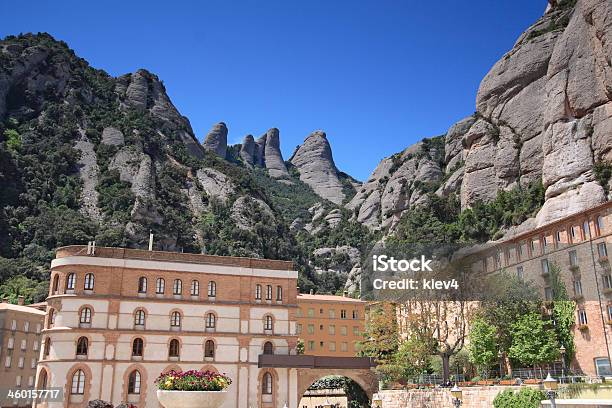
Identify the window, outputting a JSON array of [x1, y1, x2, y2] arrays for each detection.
[[569, 250, 578, 266], [128, 370, 141, 394], [20, 339, 26, 350], [49, 310, 56, 326], [341, 342, 348, 352], [266, 285, 272, 301], [556, 231, 562, 244], [204, 340, 215, 358], [43, 338, 51, 357], [329, 309, 336, 318], [33, 340, 38, 351], [574, 280, 583, 296], [264, 315, 273, 331], [262, 372, 273, 394], [24, 321, 29, 332], [205, 313, 216, 329], [76, 337, 88, 356], [16, 375, 21, 387], [155, 278, 165, 294], [353, 326, 360, 336], [36, 323, 41, 333], [329, 342, 336, 352], [297, 324, 302, 334], [84, 273, 94, 290], [4, 356, 10, 368], [52, 274, 59, 294], [263, 341, 273, 355], [173, 279, 182, 295], [208, 281, 217, 297], [543, 237, 549, 248], [308, 341, 314, 350], [169, 339, 180, 358], [190, 280, 199, 296], [544, 287, 553, 301], [28, 376, 33, 387], [132, 338, 143, 357], [39, 370, 47, 389], [7, 337, 13, 349], [276, 286, 283, 301], [608, 305, 612, 321], [516, 266, 524, 280], [340, 326, 348, 336], [11, 319, 16, 330], [66, 273, 76, 290], [595, 358, 612, 377], [134, 310, 145, 326], [307, 324, 314, 334], [307, 308, 314, 317], [340, 310, 347, 319], [138, 277, 147, 293], [598, 242, 608, 258], [541, 259, 550, 275], [578, 309, 588, 325], [517, 243, 523, 259], [170, 312, 181, 328], [80, 307, 92, 324], [603, 275, 612, 290], [31, 358, 36, 369], [352, 310, 358, 319], [597, 216, 605, 235], [584, 221, 591, 238], [18, 356, 24, 368], [328, 325, 335, 335], [71, 370, 85, 395], [255, 284, 262, 300]]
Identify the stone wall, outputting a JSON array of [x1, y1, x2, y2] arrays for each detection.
[[374, 386, 526, 408]]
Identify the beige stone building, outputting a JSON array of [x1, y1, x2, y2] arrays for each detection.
[[36, 245, 302, 408], [296, 293, 366, 357], [473, 201, 612, 377], [0, 300, 45, 407]]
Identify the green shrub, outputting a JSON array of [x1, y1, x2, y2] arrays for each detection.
[[493, 388, 546, 408]]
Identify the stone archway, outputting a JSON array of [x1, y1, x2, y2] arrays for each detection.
[[297, 368, 378, 400]]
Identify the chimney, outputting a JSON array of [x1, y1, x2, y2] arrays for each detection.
[[17, 296, 24, 305], [309, 289, 314, 295]]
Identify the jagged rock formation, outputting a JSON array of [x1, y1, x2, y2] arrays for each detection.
[[238, 128, 289, 179], [289, 131, 347, 205], [202, 122, 228, 158]]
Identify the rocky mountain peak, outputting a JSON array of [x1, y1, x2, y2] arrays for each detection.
[[202, 122, 228, 158], [289, 130, 347, 205], [238, 127, 289, 178]]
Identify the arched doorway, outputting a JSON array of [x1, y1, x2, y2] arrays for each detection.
[[298, 374, 372, 408]]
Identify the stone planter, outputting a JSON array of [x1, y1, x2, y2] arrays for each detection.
[[157, 390, 227, 408]]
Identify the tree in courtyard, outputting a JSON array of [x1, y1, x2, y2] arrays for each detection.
[[358, 303, 400, 384], [508, 311, 559, 368], [468, 317, 498, 379]]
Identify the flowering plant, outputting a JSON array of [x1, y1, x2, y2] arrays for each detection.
[[155, 370, 231, 391]]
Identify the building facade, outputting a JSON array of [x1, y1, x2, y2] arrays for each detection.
[[0, 300, 45, 407], [473, 201, 612, 377], [36, 245, 301, 408], [296, 294, 365, 357]]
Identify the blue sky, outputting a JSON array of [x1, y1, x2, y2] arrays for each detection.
[[1, 1, 545, 181]]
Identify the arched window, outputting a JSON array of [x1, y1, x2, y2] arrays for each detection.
[[169, 339, 180, 358], [598, 216, 605, 234], [80, 307, 92, 324], [264, 315, 273, 331], [204, 340, 215, 358], [71, 369, 85, 395], [134, 310, 145, 326], [128, 370, 141, 394], [52, 275, 59, 294], [170, 311, 181, 327], [255, 284, 262, 300], [191, 280, 200, 296], [156, 278, 165, 294], [66, 273, 76, 290], [84, 273, 95, 290], [132, 338, 144, 357], [76, 337, 88, 356], [266, 285, 272, 300], [48, 309, 56, 326], [208, 281, 217, 297], [276, 286, 282, 301], [173, 279, 182, 295], [138, 277, 147, 293], [43, 337, 51, 358], [38, 370, 48, 389], [263, 341, 273, 355], [262, 372, 272, 395], [206, 313, 216, 329]]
